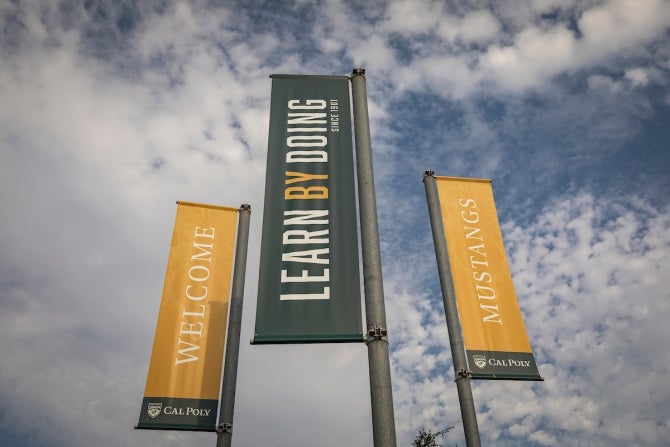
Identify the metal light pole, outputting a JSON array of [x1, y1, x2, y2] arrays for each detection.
[[423, 172, 481, 447], [350, 68, 398, 447], [216, 204, 251, 447]]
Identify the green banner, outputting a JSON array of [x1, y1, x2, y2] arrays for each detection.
[[254, 75, 363, 343]]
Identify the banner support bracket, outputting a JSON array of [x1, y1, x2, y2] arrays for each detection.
[[365, 325, 388, 344], [455, 369, 472, 381], [216, 423, 232, 434]]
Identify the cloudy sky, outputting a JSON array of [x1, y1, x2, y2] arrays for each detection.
[[1, 0, 669, 446]]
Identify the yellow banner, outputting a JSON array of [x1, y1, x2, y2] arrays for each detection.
[[436, 177, 532, 355], [138, 202, 238, 430]]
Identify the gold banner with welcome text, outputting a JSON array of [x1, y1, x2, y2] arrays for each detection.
[[436, 177, 541, 380], [137, 202, 239, 430]]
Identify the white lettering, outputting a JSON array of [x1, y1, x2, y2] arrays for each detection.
[[459, 197, 502, 325], [480, 304, 502, 325], [179, 321, 203, 336], [284, 209, 329, 225], [287, 135, 327, 147], [283, 229, 329, 245], [286, 150, 327, 163], [281, 268, 329, 283], [188, 265, 210, 282], [282, 248, 330, 265], [288, 100, 327, 110], [175, 338, 200, 365], [281, 286, 330, 301], [185, 285, 207, 300]]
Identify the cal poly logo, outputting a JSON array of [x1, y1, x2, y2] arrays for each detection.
[[147, 403, 162, 419], [473, 355, 487, 369]]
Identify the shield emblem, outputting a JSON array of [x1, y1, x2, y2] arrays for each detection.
[[147, 403, 162, 419], [473, 355, 487, 369]]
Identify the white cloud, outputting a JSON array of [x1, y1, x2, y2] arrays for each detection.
[[497, 193, 670, 445], [349, 33, 397, 72], [383, 0, 444, 34], [392, 0, 670, 96], [437, 10, 501, 44], [626, 67, 650, 87], [406, 54, 482, 98], [578, 0, 670, 59], [481, 24, 578, 91]]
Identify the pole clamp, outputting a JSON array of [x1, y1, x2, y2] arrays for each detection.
[[350, 67, 366, 79], [455, 369, 471, 381], [365, 324, 388, 343], [216, 422, 232, 434]]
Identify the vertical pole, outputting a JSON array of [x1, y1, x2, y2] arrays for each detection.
[[216, 204, 251, 447], [423, 172, 481, 447], [350, 68, 397, 447]]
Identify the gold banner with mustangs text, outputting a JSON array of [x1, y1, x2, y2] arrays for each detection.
[[137, 202, 238, 430], [436, 177, 541, 380]]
